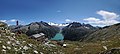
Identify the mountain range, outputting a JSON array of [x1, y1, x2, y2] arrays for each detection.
[[8, 21, 100, 40], [8, 21, 60, 39], [1, 21, 120, 54], [62, 22, 99, 41], [2, 21, 120, 42]]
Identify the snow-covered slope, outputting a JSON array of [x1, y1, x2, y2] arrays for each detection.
[[48, 22, 69, 27]]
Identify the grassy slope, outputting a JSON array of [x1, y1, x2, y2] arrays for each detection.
[[83, 24, 120, 42], [0, 30, 120, 54], [0, 33, 63, 54]]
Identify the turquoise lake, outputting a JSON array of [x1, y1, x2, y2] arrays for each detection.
[[51, 32, 64, 40]]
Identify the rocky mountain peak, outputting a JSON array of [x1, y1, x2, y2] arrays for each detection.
[[66, 22, 96, 30]]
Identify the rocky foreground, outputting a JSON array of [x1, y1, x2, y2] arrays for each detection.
[[0, 30, 120, 54]]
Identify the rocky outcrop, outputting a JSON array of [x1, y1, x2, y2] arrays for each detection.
[[0, 22, 7, 28]]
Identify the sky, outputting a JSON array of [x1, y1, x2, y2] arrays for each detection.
[[0, 0, 120, 26]]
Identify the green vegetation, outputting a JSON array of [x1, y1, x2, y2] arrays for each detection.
[[1, 22, 120, 54], [0, 32, 120, 54], [83, 23, 120, 42]]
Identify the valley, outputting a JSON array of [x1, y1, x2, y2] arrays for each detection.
[[0, 21, 120, 54]]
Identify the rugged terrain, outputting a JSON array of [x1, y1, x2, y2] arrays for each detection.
[[0, 22, 120, 54], [9, 21, 60, 39], [0, 33, 120, 54]]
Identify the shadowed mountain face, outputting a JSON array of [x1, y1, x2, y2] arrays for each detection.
[[9, 21, 60, 39], [62, 22, 98, 41], [82, 23, 120, 42]]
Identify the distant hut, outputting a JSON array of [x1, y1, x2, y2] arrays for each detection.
[[29, 33, 46, 41]]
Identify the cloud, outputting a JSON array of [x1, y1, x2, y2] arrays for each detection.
[[65, 19, 74, 23], [97, 10, 119, 20], [0, 20, 7, 22], [83, 17, 101, 23], [84, 10, 120, 26], [9, 19, 17, 22], [83, 17, 104, 25], [0, 19, 17, 23], [57, 10, 62, 13], [84, 17, 119, 25], [65, 19, 80, 23]]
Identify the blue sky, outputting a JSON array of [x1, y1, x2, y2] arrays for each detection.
[[0, 0, 120, 26]]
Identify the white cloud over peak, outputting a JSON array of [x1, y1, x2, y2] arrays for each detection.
[[83, 17, 103, 24], [97, 10, 119, 20], [0, 20, 7, 22], [84, 10, 120, 26], [83, 17, 100, 22], [9, 19, 17, 22], [65, 19, 73, 22]]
